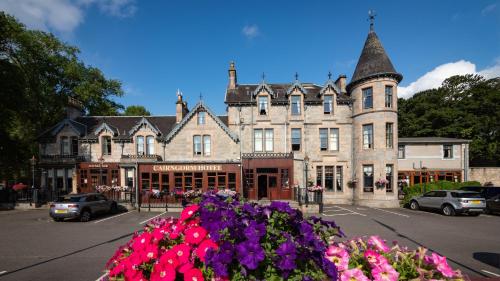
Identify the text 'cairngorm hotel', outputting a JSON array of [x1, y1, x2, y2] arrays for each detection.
[[37, 20, 458, 208]]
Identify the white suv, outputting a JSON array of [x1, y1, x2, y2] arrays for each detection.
[[409, 190, 485, 216]]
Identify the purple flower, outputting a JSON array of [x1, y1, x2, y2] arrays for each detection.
[[236, 240, 265, 270], [275, 240, 297, 271], [217, 242, 234, 264], [270, 201, 294, 214], [244, 221, 266, 241]]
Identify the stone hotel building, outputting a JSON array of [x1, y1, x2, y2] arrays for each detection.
[[37, 23, 409, 207]]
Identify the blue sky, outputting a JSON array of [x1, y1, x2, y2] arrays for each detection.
[[1, 0, 499, 115]]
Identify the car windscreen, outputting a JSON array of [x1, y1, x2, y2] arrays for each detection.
[[451, 192, 482, 198], [55, 196, 82, 202]]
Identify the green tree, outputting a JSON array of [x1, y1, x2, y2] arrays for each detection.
[[0, 12, 124, 180], [123, 105, 151, 116], [398, 74, 500, 166]]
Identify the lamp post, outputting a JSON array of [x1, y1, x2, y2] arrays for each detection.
[[30, 155, 36, 206], [98, 156, 104, 187], [422, 166, 428, 193], [304, 155, 309, 207]]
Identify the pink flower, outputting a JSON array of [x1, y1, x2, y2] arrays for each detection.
[[151, 263, 176, 281], [159, 250, 180, 269], [152, 226, 167, 242], [340, 268, 370, 281], [430, 253, 456, 278], [368, 236, 391, 253], [184, 226, 207, 245], [371, 263, 399, 281], [171, 244, 192, 264], [141, 243, 159, 261], [132, 232, 153, 252], [196, 239, 218, 262], [180, 205, 199, 221], [184, 268, 204, 281], [325, 245, 349, 271], [178, 262, 194, 274], [364, 250, 388, 267]]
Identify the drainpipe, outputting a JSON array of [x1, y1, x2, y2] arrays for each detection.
[[135, 161, 139, 212]]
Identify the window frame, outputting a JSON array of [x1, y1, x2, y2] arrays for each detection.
[[265, 129, 274, 152], [61, 136, 70, 155], [146, 135, 155, 155], [258, 96, 268, 116], [363, 164, 374, 192], [329, 128, 339, 151], [291, 128, 301, 151], [203, 135, 211, 156], [291, 95, 301, 115], [102, 136, 112, 156], [193, 135, 202, 156], [362, 87, 373, 109], [398, 145, 405, 159], [443, 144, 453, 159], [385, 86, 393, 108], [319, 128, 328, 151], [362, 124, 374, 149], [136, 136, 145, 155], [386, 123, 393, 149], [323, 95, 333, 114]]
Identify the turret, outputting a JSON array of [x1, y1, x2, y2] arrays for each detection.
[[348, 11, 402, 207]]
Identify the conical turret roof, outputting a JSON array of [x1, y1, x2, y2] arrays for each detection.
[[347, 30, 402, 91]]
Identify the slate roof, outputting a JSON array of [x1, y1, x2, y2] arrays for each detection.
[[398, 137, 471, 144], [347, 31, 402, 92], [225, 82, 352, 105], [38, 112, 230, 143]]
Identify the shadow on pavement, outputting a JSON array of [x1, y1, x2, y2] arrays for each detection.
[[473, 252, 500, 269]]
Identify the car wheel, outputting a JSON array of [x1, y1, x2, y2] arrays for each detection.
[[409, 200, 419, 210], [80, 210, 91, 222], [110, 203, 118, 214], [442, 205, 456, 216], [484, 208, 491, 215]]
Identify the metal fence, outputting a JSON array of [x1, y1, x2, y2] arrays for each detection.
[[294, 186, 324, 212]]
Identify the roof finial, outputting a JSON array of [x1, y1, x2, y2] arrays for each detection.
[[294, 72, 299, 81], [199, 92, 203, 101], [368, 9, 376, 32], [328, 71, 332, 80], [261, 72, 266, 82]]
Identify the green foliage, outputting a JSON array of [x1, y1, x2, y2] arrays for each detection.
[[123, 105, 151, 116], [0, 12, 124, 179], [401, 181, 481, 206], [398, 74, 500, 166]]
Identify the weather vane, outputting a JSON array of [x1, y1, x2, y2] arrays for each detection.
[[368, 9, 376, 31], [328, 71, 332, 80], [294, 72, 299, 81], [261, 72, 266, 82], [199, 92, 203, 101]]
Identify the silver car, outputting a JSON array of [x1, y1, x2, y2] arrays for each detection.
[[409, 190, 485, 216], [49, 193, 118, 222]]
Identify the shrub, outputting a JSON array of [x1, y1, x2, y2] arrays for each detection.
[[401, 181, 480, 206]]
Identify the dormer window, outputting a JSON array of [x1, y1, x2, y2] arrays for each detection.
[[102, 136, 112, 155], [258, 96, 268, 115], [291, 95, 301, 115], [324, 95, 333, 114], [61, 136, 70, 155], [146, 136, 155, 155], [198, 111, 206, 125], [136, 136, 144, 155], [362, 87, 373, 109]]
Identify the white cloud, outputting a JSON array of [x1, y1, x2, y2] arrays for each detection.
[[481, 3, 497, 15], [0, 0, 137, 34], [242, 24, 260, 39], [398, 59, 500, 99]]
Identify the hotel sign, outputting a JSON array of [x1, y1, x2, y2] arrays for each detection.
[[152, 164, 223, 172]]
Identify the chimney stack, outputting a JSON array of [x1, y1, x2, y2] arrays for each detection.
[[67, 96, 83, 119], [176, 89, 187, 123], [335, 74, 347, 93], [228, 61, 237, 90]]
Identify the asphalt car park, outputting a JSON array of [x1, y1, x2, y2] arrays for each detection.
[[0, 205, 498, 281]]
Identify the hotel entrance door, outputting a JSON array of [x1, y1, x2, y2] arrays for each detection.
[[258, 175, 267, 199]]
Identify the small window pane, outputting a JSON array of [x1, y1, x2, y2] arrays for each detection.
[[258, 96, 268, 115], [198, 112, 206, 125], [146, 136, 155, 155], [193, 135, 202, 155], [336, 166, 343, 191], [386, 123, 393, 149], [363, 165, 374, 192], [362, 87, 373, 109], [265, 129, 273, 151], [254, 129, 263, 152], [136, 136, 144, 155], [203, 135, 211, 156], [398, 145, 405, 159], [329, 128, 339, 151], [319, 129, 328, 151], [291, 96, 301, 115], [443, 145, 453, 158], [291, 128, 301, 151], [324, 95, 333, 114], [363, 124, 373, 149]]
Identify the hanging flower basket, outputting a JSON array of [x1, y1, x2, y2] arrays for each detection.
[[347, 179, 358, 188], [375, 178, 389, 189]]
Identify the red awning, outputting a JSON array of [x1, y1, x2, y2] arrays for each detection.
[[12, 183, 28, 191]]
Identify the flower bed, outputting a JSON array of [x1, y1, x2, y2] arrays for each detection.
[[104, 192, 464, 281]]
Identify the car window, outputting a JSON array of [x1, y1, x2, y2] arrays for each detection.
[[436, 191, 447, 197], [423, 191, 436, 197], [85, 195, 97, 202], [56, 196, 81, 203], [462, 186, 482, 192], [451, 192, 482, 198], [96, 194, 107, 201], [486, 188, 500, 197]]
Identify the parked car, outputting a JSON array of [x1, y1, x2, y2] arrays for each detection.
[[49, 193, 117, 222], [409, 190, 485, 216], [461, 186, 500, 214]]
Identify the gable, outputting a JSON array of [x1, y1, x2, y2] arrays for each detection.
[[164, 101, 238, 143], [129, 117, 161, 136]]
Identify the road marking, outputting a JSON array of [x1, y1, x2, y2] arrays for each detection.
[[93, 211, 135, 224], [335, 205, 367, 216], [0, 271, 7, 275], [482, 270, 500, 277], [139, 211, 167, 225], [322, 213, 357, 216], [481, 214, 494, 218], [371, 207, 410, 218], [95, 272, 108, 281]]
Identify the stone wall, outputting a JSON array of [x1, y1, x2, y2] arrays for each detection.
[[469, 167, 500, 186]]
